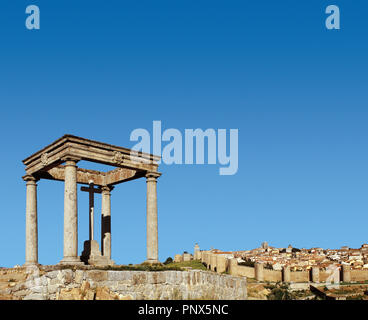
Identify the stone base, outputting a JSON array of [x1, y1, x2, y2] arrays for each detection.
[[59, 257, 85, 266], [144, 259, 161, 265], [23, 262, 40, 267], [81, 240, 114, 267]]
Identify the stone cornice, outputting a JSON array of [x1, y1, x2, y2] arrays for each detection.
[[22, 135, 161, 185], [23, 134, 160, 165]]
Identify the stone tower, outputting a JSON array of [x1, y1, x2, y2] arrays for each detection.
[[194, 243, 201, 260], [261, 241, 269, 250]]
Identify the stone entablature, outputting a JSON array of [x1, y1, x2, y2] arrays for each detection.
[[22, 135, 162, 267], [37, 166, 141, 187], [23, 135, 159, 177]]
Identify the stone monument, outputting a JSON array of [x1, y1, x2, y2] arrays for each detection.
[[22, 135, 162, 266]]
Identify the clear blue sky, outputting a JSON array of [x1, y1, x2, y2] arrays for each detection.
[[0, 1, 367, 267]]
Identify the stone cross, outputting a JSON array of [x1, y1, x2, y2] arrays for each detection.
[[81, 182, 101, 241]]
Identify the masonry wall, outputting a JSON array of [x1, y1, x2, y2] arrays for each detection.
[[216, 256, 228, 273], [263, 269, 283, 282], [228, 261, 255, 279], [289, 271, 309, 283], [350, 270, 368, 282], [0, 267, 247, 300], [319, 271, 329, 282]]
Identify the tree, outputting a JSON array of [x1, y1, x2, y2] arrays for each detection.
[[163, 257, 173, 265]]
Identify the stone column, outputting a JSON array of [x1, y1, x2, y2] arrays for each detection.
[[60, 158, 83, 265], [255, 262, 264, 282], [101, 186, 114, 259], [145, 172, 161, 264], [283, 265, 291, 283], [24, 175, 38, 266]]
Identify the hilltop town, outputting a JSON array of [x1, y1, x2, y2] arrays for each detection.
[[233, 242, 368, 271], [171, 242, 368, 300], [175, 242, 368, 272]]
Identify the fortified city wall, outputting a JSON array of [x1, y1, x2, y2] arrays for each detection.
[[200, 251, 368, 284]]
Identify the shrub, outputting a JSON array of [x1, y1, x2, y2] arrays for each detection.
[[164, 257, 173, 265]]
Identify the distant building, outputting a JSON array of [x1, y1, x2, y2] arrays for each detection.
[[174, 254, 183, 263], [261, 242, 269, 250], [183, 253, 193, 262]]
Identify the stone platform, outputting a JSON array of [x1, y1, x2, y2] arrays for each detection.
[[0, 266, 247, 300]]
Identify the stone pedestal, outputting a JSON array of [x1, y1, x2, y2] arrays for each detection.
[[81, 240, 114, 266]]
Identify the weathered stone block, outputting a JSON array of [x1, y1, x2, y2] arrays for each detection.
[[132, 272, 147, 285], [74, 270, 85, 284], [49, 277, 62, 286], [61, 270, 74, 284], [23, 293, 46, 300], [45, 271, 59, 280], [107, 271, 130, 281], [86, 270, 108, 282], [30, 285, 46, 294], [47, 284, 61, 295], [147, 272, 166, 284], [13, 289, 31, 297]]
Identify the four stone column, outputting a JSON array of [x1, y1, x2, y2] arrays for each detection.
[[24, 175, 38, 266], [25, 155, 161, 266], [101, 186, 114, 259], [60, 158, 83, 265], [145, 172, 161, 264]]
